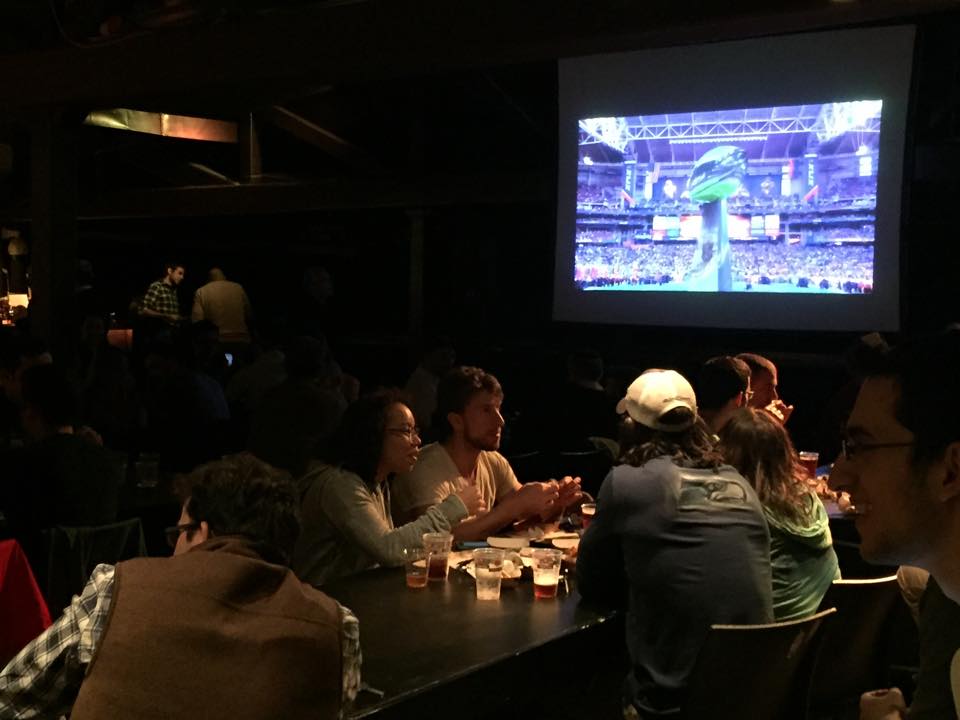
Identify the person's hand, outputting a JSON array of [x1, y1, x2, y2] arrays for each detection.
[[762, 399, 794, 425], [455, 483, 487, 517], [556, 476, 583, 509], [859, 688, 907, 720], [517, 481, 560, 518], [166, 313, 181, 325]]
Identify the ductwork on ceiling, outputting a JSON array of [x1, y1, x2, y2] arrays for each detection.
[[84, 108, 238, 143]]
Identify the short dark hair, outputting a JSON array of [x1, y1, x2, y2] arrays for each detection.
[[20, 364, 77, 428], [618, 409, 723, 470], [163, 261, 184, 275], [330, 389, 406, 488], [697, 356, 750, 411], [435, 366, 503, 441], [858, 326, 960, 466], [736, 353, 776, 379], [176, 453, 300, 565]]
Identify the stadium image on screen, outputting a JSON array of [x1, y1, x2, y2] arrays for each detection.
[[574, 101, 881, 295]]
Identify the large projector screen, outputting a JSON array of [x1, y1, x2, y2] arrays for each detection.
[[554, 26, 914, 332]]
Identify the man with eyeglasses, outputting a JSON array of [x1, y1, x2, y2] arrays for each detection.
[[0, 453, 360, 720], [391, 366, 582, 540], [829, 327, 960, 720], [694, 355, 752, 434]]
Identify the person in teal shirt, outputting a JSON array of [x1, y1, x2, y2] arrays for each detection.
[[719, 408, 840, 620]]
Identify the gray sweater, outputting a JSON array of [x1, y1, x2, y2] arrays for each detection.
[[292, 462, 468, 587]]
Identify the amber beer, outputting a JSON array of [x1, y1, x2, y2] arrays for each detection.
[[427, 553, 449, 581], [406, 569, 428, 588], [581, 503, 596, 530], [534, 576, 559, 599], [798, 451, 819, 480]]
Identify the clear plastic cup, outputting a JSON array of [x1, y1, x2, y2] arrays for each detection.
[[532, 548, 564, 599], [402, 547, 428, 588], [422, 532, 453, 582], [473, 548, 505, 600], [581, 502, 597, 530], [798, 451, 819, 480]]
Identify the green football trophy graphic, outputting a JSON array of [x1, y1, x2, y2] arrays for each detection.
[[684, 146, 748, 291]]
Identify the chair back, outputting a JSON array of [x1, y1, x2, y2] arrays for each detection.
[[681, 607, 836, 720], [42, 518, 148, 613], [808, 575, 902, 718]]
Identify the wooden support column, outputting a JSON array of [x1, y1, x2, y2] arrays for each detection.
[[30, 112, 78, 365], [239, 113, 262, 184]]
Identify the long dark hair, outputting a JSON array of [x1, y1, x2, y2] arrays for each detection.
[[618, 408, 724, 470], [718, 408, 812, 524], [328, 389, 405, 488]]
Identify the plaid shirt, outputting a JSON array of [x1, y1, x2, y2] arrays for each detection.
[[0, 564, 361, 719], [142, 280, 180, 317]]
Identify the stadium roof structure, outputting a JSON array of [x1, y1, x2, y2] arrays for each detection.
[[579, 102, 882, 164]]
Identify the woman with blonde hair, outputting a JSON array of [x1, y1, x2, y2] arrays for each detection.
[[718, 408, 840, 620]]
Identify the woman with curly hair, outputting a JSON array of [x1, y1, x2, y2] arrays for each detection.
[[719, 408, 840, 620]]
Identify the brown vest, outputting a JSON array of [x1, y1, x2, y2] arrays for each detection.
[[71, 536, 343, 720]]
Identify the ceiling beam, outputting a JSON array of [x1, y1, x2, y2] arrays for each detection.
[[266, 106, 384, 174], [0, 171, 549, 220]]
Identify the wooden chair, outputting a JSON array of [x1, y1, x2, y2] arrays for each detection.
[[807, 575, 903, 719], [680, 608, 836, 720]]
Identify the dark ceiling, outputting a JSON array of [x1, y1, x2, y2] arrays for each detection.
[[0, 0, 956, 222]]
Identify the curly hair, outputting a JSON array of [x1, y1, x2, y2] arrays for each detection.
[[618, 408, 724, 470], [328, 388, 407, 488], [175, 453, 300, 565], [717, 408, 812, 525]]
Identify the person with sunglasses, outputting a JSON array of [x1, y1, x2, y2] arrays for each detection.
[[0, 453, 359, 720], [292, 389, 483, 587]]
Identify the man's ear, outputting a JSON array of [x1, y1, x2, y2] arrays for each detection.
[[447, 411, 463, 435], [197, 520, 211, 543], [938, 441, 960, 502]]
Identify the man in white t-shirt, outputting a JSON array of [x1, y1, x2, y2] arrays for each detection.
[[392, 366, 581, 541]]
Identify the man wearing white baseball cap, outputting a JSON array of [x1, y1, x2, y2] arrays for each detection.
[[577, 369, 774, 719]]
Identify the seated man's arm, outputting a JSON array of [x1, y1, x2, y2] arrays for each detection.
[[0, 564, 115, 719], [448, 482, 560, 543]]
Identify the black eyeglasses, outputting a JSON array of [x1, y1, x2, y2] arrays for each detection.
[[386, 426, 420, 440], [165, 522, 200, 549], [841, 438, 914, 461]]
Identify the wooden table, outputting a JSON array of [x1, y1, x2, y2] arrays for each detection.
[[323, 564, 625, 719]]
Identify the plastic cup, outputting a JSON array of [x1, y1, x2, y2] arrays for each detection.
[[532, 548, 564, 599], [798, 451, 819, 480], [135, 454, 160, 488], [581, 502, 597, 530], [422, 532, 453, 582], [473, 548, 505, 600], [402, 547, 428, 589]]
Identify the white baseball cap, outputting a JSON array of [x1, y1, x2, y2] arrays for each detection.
[[616, 369, 698, 431]]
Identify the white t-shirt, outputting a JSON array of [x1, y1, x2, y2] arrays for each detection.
[[391, 442, 521, 522]]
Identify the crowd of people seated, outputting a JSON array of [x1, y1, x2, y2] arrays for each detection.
[[1, 266, 959, 719], [574, 240, 874, 291]]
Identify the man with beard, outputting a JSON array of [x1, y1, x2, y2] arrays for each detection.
[[140, 261, 185, 326], [392, 366, 580, 541]]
